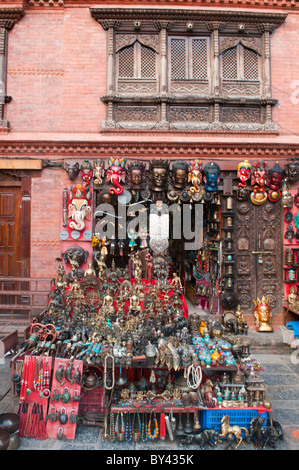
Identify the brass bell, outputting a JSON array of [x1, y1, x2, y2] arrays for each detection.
[[281, 179, 293, 208], [226, 197, 234, 210], [285, 248, 293, 265], [184, 412, 193, 434]]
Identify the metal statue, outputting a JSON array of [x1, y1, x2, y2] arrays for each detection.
[[219, 414, 249, 449], [253, 296, 273, 332]]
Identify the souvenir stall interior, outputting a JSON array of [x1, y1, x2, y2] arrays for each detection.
[[5, 156, 288, 450]]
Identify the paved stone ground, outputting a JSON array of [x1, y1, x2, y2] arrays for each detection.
[[1, 328, 299, 452]]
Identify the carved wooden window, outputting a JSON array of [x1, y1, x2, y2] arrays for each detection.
[[117, 41, 157, 79], [169, 36, 209, 81], [93, 8, 286, 132], [221, 44, 260, 82]]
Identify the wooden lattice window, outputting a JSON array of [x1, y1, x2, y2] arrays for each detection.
[[221, 44, 260, 81], [169, 36, 209, 80], [117, 41, 157, 79]]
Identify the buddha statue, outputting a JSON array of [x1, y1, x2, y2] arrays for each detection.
[[101, 288, 115, 315], [288, 286, 299, 312], [253, 296, 273, 332], [128, 292, 143, 317], [84, 262, 96, 277]]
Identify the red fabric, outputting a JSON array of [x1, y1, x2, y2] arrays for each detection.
[[116, 278, 188, 318], [57, 278, 188, 318]]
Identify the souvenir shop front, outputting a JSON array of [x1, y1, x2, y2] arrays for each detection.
[[3, 155, 292, 450]]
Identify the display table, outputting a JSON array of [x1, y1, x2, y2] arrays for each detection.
[[283, 304, 299, 323]]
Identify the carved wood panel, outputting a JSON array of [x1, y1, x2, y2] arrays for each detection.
[[234, 199, 282, 314]]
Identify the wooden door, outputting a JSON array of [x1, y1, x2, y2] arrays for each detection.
[[0, 186, 22, 277], [234, 199, 283, 314]]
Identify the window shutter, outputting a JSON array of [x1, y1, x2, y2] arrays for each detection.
[[222, 47, 238, 80], [192, 39, 208, 80], [118, 45, 134, 78], [140, 45, 156, 79], [244, 48, 259, 81], [170, 38, 186, 80]]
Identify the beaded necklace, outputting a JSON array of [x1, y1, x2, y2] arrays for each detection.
[[147, 412, 159, 440], [115, 411, 125, 441], [109, 412, 115, 442], [141, 412, 148, 442], [132, 412, 141, 442], [125, 412, 133, 442]]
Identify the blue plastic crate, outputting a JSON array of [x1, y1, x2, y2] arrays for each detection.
[[200, 408, 268, 437]]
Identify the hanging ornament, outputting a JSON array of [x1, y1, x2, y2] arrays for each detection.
[[281, 179, 293, 208]]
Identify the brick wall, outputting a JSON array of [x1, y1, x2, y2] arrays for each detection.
[[5, 8, 299, 137], [31, 167, 66, 278], [7, 8, 106, 133], [271, 13, 299, 137]]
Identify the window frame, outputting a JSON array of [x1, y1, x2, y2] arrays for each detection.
[[116, 40, 158, 81], [168, 35, 210, 83], [221, 43, 261, 82]]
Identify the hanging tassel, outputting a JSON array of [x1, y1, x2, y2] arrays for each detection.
[[160, 413, 166, 440], [37, 404, 48, 440]]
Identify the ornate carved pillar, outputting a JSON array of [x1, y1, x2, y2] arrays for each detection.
[[0, 7, 24, 129], [98, 20, 121, 128], [99, 20, 121, 96], [207, 22, 223, 130], [207, 22, 223, 97], [260, 23, 274, 98], [155, 20, 173, 129]]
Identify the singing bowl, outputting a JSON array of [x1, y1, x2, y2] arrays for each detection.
[[7, 431, 20, 451], [0, 413, 20, 435], [0, 431, 10, 450]]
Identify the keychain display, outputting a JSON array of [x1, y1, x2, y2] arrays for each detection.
[[46, 358, 83, 440]]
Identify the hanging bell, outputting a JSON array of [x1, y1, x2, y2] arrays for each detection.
[[175, 412, 185, 436], [226, 196, 234, 210], [184, 412, 193, 434], [116, 373, 127, 386], [281, 179, 293, 208], [285, 248, 293, 265]]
